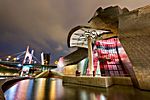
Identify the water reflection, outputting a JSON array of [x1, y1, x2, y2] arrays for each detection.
[[4, 78, 150, 100], [5, 78, 64, 100]]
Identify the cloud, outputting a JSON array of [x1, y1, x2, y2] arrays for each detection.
[[0, 0, 149, 62]]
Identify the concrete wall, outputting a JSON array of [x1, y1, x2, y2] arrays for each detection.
[[112, 77, 133, 86], [119, 5, 150, 90], [63, 76, 113, 87], [0, 77, 29, 99], [63, 64, 77, 75], [88, 5, 150, 90], [63, 76, 132, 88]]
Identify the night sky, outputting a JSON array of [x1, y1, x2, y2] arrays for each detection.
[[0, 0, 149, 63]]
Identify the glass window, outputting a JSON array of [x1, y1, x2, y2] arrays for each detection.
[[93, 38, 129, 76]]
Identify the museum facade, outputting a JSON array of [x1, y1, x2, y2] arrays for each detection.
[[59, 5, 150, 90]]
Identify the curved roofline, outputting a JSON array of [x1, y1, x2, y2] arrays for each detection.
[[67, 25, 111, 48], [67, 25, 91, 47]]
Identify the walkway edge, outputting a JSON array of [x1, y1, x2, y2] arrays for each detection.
[[63, 76, 133, 88]]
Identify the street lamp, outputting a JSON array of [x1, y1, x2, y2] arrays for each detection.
[[6, 58, 9, 61], [13, 58, 17, 62], [8, 56, 11, 58]]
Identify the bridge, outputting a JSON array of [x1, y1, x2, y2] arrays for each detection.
[[0, 46, 57, 77]]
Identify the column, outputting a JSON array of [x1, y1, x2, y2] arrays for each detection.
[[88, 36, 94, 75]]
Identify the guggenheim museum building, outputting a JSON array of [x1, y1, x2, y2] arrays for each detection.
[[58, 5, 150, 90]]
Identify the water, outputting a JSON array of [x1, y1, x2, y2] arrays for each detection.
[[4, 78, 150, 100]]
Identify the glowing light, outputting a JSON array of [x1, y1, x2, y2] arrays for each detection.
[[41, 52, 44, 65], [49, 79, 56, 100], [26, 80, 34, 99], [90, 93, 96, 100], [0, 73, 4, 75], [6, 58, 9, 61], [100, 94, 106, 100], [92, 38, 129, 76], [55, 79, 64, 98], [34, 61, 37, 64], [80, 90, 88, 100], [36, 78, 46, 100], [20, 65, 30, 76], [8, 56, 11, 58], [5, 83, 18, 100], [54, 60, 58, 65], [16, 80, 29, 100], [5, 73, 11, 75], [13, 58, 17, 61], [57, 57, 64, 68], [13, 73, 19, 76], [17, 64, 22, 67], [70, 27, 111, 48], [16, 57, 20, 60]]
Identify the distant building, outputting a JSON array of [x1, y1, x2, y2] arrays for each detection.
[[41, 52, 50, 65]]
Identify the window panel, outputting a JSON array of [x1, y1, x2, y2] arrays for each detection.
[[93, 38, 129, 76]]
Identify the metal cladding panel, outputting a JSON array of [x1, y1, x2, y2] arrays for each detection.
[[67, 26, 111, 48]]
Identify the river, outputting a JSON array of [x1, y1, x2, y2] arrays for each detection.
[[4, 78, 150, 100]]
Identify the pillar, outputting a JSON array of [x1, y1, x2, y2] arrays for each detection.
[[88, 36, 94, 75]]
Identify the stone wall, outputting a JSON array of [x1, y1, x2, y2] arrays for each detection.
[[63, 76, 132, 88], [119, 5, 150, 90], [65, 5, 150, 90], [63, 64, 77, 75], [63, 76, 113, 87], [88, 5, 150, 90]]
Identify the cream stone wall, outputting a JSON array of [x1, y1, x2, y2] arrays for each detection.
[[63, 64, 77, 75], [119, 5, 150, 90]]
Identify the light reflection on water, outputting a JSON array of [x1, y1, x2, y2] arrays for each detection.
[[4, 78, 150, 100]]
